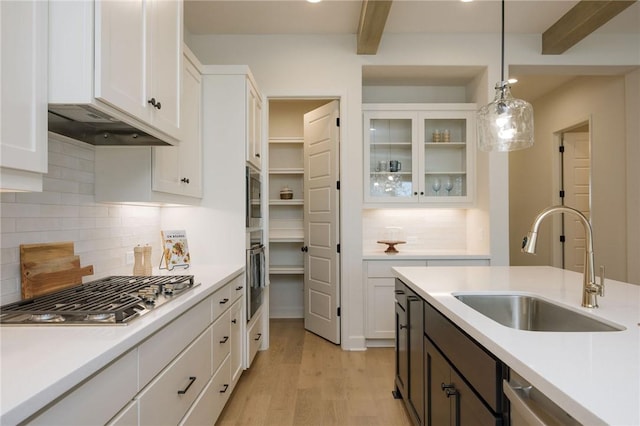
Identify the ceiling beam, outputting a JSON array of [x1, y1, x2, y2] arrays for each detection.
[[357, 0, 393, 55], [542, 0, 637, 54]]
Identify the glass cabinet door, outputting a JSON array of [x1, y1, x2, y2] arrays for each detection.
[[419, 110, 474, 203], [363, 111, 418, 203]]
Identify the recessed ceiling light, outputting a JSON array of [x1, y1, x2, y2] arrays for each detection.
[[461, 0, 474, 3], [307, 0, 322, 3]]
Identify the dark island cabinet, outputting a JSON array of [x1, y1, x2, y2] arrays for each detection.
[[394, 279, 425, 426], [395, 279, 509, 426]]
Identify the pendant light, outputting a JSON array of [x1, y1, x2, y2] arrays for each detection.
[[477, 0, 534, 152]]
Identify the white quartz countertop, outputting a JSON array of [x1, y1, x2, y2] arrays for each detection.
[[393, 265, 640, 426], [0, 264, 244, 425], [362, 249, 491, 260]]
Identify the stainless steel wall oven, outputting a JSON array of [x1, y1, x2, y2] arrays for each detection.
[[246, 230, 265, 322], [246, 165, 262, 228]]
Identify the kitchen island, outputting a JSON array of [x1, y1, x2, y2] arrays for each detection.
[[0, 264, 244, 425], [393, 265, 639, 425]]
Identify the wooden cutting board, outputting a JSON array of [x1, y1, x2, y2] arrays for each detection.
[[20, 242, 94, 299]]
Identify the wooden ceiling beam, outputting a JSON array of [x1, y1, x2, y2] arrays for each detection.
[[357, 0, 393, 55], [542, 0, 637, 54]]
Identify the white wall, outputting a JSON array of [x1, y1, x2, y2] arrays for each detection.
[[186, 31, 640, 348], [0, 136, 162, 304], [509, 74, 639, 284]]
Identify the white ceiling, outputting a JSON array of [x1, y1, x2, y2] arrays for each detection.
[[184, 0, 640, 101]]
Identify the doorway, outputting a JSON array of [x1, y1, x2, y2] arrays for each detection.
[[266, 98, 342, 344], [558, 123, 591, 273]]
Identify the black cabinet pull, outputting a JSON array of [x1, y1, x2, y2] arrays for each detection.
[[219, 298, 229, 304], [256, 153, 260, 158], [219, 336, 229, 344], [394, 290, 405, 295], [254, 332, 262, 341], [232, 318, 237, 324], [147, 98, 162, 110], [181, 177, 190, 184], [235, 285, 244, 291], [407, 296, 420, 302], [219, 384, 229, 393], [177, 376, 196, 395], [399, 324, 408, 330], [301, 246, 308, 252], [442, 383, 461, 426]]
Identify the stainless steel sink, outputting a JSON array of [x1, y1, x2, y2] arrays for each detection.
[[453, 293, 624, 332]]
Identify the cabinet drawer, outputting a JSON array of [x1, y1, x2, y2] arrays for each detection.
[[213, 309, 231, 374], [212, 282, 232, 320], [424, 302, 503, 412], [139, 327, 212, 426], [395, 278, 408, 309], [181, 353, 232, 426], [247, 310, 265, 366], [29, 349, 137, 426], [139, 295, 212, 387], [367, 260, 426, 278], [229, 274, 245, 304], [107, 400, 138, 426]]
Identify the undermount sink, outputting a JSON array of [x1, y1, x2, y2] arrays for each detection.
[[453, 293, 625, 332]]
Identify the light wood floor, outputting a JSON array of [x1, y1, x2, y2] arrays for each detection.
[[216, 319, 412, 426]]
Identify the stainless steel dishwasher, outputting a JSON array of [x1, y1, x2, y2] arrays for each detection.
[[504, 371, 581, 426]]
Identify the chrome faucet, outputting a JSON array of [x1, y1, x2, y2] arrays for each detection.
[[521, 205, 605, 308]]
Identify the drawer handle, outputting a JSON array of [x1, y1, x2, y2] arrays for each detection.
[[177, 376, 196, 395], [232, 318, 237, 324], [219, 336, 229, 344], [399, 324, 408, 330], [219, 298, 229, 304], [254, 332, 262, 341], [394, 290, 405, 295], [407, 296, 420, 302], [441, 383, 460, 426], [220, 384, 229, 393], [235, 286, 244, 291]]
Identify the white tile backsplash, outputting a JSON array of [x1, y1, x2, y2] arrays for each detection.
[[0, 136, 161, 304], [363, 208, 468, 252]]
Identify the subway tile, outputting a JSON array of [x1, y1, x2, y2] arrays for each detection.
[[16, 218, 63, 232], [1, 218, 16, 233]]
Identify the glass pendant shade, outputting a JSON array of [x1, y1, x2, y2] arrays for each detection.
[[477, 82, 534, 152]]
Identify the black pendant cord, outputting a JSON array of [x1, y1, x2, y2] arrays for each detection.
[[501, 0, 505, 83]]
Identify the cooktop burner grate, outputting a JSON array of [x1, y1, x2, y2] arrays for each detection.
[[0, 275, 195, 325]]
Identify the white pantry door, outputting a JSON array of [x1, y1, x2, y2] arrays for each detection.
[[563, 132, 591, 273], [303, 100, 340, 344]]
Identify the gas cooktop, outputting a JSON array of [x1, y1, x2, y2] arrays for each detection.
[[0, 275, 196, 325]]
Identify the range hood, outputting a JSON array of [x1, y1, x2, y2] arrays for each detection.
[[48, 104, 172, 146]]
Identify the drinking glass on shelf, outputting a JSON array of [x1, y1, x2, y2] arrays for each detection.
[[432, 178, 441, 196], [444, 176, 453, 196]]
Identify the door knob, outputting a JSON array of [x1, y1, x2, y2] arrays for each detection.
[[301, 246, 308, 252]]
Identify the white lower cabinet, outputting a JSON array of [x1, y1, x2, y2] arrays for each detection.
[[27, 273, 245, 426], [364, 259, 490, 341], [107, 400, 138, 426], [28, 349, 138, 426], [247, 308, 266, 367], [139, 327, 212, 425]]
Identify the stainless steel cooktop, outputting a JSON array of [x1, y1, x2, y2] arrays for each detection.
[[0, 275, 196, 325]]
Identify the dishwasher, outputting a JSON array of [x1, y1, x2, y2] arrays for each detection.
[[504, 371, 581, 426]]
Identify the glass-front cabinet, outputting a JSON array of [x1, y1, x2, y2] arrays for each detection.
[[363, 104, 476, 206]]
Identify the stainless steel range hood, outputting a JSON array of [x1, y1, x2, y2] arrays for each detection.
[[48, 104, 172, 146]]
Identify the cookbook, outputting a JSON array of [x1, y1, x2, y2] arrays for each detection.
[[160, 230, 190, 270]]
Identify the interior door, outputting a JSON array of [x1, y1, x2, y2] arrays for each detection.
[[303, 100, 340, 344], [562, 132, 591, 273]]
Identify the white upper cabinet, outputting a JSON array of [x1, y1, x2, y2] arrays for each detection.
[[49, 0, 182, 144], [153, 49, 203, 198], [95, 47, 202, 205], [0, 0, 48, 191], [246, 79, 263, 171], [363, 104, 476, 207]]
